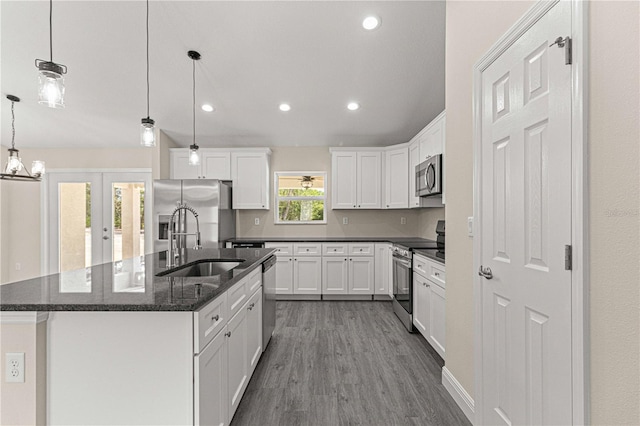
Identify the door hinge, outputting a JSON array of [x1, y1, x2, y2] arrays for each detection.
[[564, 245, 572, 270], [550, 36, 572, 65]]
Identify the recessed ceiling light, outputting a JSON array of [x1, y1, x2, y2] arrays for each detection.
[[362, 16, 380, 30], [201, 104, 214, 112], [279, 103, 291, 112], [347, 102, 360, 111]]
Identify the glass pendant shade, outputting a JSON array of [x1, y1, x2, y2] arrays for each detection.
[[38, 67, 65, 108], [140, 118, 156, 147], [5, 150, 23, 174], [31, 160, 46, 177], [189, 144, 200, 166]]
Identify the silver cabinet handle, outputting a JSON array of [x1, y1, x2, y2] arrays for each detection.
[[225, 331, 231, 337], [248, 303, 255, 310], [211, 315, 219, 322], [434, 272, 440, 277], [478, 266, 493, 279], [103, 236, 109, 240]]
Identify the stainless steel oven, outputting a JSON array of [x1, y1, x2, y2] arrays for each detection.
[[391, 244, 415, 332]]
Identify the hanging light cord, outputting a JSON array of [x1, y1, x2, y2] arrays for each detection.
[[192, 57, 196, 146], [10, 101, 16, 150], [146, 0, 150, 119], [49, 0, 53, 62]]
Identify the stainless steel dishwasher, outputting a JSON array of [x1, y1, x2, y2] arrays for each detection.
[[262, 256, 276, 351]]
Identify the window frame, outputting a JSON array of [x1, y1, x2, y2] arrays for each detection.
[[273, 171, 327, 225]]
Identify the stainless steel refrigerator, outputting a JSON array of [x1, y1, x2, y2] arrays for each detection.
[[153, 180, 236, 253]]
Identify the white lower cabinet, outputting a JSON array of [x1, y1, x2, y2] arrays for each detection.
[[227, 300, 248, 421], [293, 256, 322, 295], [195, 330, 228, 426], [412, 254, 446, 359], [374, 243, 391, 296], [349, 257, 374, 294], [246, 288, 263, 377], [322, 257, 349, 295]]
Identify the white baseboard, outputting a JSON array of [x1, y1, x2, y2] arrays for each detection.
[[442, 366, 475, 424]]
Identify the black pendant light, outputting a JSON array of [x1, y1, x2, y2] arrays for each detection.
[[188, 50, 201, 166], [140, 0, 156, 147], [1, 95, 46, 182], [35, 0, 67, 108]]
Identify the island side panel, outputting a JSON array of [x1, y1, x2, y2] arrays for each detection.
[[47, 311, 193, 425]]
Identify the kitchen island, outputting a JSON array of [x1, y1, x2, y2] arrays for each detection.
[[0, 247, 276, 425]]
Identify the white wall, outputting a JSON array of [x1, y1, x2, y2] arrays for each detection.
[[444, 1, 640, 424], [236, 146, 444, 238]]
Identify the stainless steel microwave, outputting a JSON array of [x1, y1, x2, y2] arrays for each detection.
[[416, 154, 442, 197]]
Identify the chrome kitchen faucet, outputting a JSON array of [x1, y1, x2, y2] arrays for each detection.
[[167, 203, 202, 267]]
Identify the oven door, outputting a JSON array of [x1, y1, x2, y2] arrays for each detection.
[[392, 253, 413, 314]]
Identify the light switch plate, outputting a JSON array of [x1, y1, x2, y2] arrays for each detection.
[[342, 217, 348, 225], [467, 217, 474, 237]]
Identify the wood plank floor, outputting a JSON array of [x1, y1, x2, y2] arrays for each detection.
[[231, 301, 471, 426]]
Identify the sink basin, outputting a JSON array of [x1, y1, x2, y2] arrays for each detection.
[[158, 259, 244, 277]]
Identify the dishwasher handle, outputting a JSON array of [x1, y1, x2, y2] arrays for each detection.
[[262, 256, 277, 273]]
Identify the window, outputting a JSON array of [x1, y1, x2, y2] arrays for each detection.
[[274, 172, 326, 224]]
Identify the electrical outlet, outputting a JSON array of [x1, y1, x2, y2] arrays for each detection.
[[254, 218, 260, 226], [342, 217, 348, 225], [5, 352, 25, 383], [400, 217, 406, 225]]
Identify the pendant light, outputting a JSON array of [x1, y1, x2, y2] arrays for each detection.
[[188, 50, 201, 166], [140, 0, 156, 147], [1, 95, 46, 182], [35, 0, 67, 108]]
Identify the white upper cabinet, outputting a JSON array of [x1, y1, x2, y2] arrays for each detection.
[[408, 140, 421, 208], [384, 146, 409, 209], [231, 150, 270, 210], [170, 149, 231, 180], [419, 111, 446, 162], [330, 150, 382, 209]]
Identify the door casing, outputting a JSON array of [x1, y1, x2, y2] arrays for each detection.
[[472, 1, 589, 424]]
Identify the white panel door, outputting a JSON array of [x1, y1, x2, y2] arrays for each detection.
[[356, 152, 382, 209], [246, 288, 263, 377], [331, 152, 357, 209], [293, 257, 322, 295], [202, 151, 231, 180], [227, 307, 248, 421], [322, 257, 349, 295], [384, 147, 409, 209], [171, 150, 200, 179], [274, 256, 293, 295], [374, 243, 391, 295], [231, 152, 268, 209], [195, 330, 227, 426], [409, 141, 421, 208], [348, 257, 374, 295], [479, 2, 572, 425]]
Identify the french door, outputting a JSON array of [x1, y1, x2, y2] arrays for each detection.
[[47, 172, 152, 279]]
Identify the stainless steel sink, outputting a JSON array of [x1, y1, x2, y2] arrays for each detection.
[[158, 260, 244, 277]]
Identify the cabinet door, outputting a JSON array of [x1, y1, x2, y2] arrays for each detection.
[[195, 330, 227, 426], [348, 257, 374, 295], [246, 288, 263, 377], [322, 257, 349, 295], [231, 152, 269, 209], [356, 152, 382, 209], [384, 147, 409, 209], [428, 282, 446, 359], [274, 257, 293, 295], [202, 151, 231, 180], [293, 257, 322, 295], [374, 244, 390, 295], [227, 307, 248, 421], [331, 152, 357, 209], [419, 113, 445, 162], [171, 150, 200, 179], [412, 273, 430, 336], [409, 141, 421, 208]]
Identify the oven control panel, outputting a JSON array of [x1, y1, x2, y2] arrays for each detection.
[[392, 245, 411, 259]]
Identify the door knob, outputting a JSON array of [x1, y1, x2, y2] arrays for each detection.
[[478, 266, 493, 279]]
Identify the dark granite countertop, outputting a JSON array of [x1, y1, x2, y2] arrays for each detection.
[[228, 236, 437, 247], [0, 248, 276, 312], [413, 248, 445, 265]]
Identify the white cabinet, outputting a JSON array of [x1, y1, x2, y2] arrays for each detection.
[[330, 150, 382, 209], [374, 243, 391, 296], [227, 300, 248, 421], [412, 253, 446, 359], [293, 256, 322, 295], [246, 288, 263, 377], [273, 256, 293, 295], [349, 257, 374, 294], [195, 330, 227, 426], [384, 146, 409, 209], [419, 111, 446, 162], [170, 149, 231, 180], [408, 140, 421, 208], [322, 257, 349, 295], [231, 151, 270, 209]]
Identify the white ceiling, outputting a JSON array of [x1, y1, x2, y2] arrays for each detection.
[[1, 1, 445, 149]]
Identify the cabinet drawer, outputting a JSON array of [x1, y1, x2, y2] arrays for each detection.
[[322, 243, 348, 256], [264, 242, 293, 256], [293, 243, 322, 256], [194, 293, 227, 354], [430, 263, 446, 288], [246, 266, 262, 295], [413, 254, 429, 278], [348, 243, 374, 256], [228, 277, 248, 319]]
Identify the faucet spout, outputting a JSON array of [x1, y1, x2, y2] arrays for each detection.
[[166, 203, 202, 267]]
